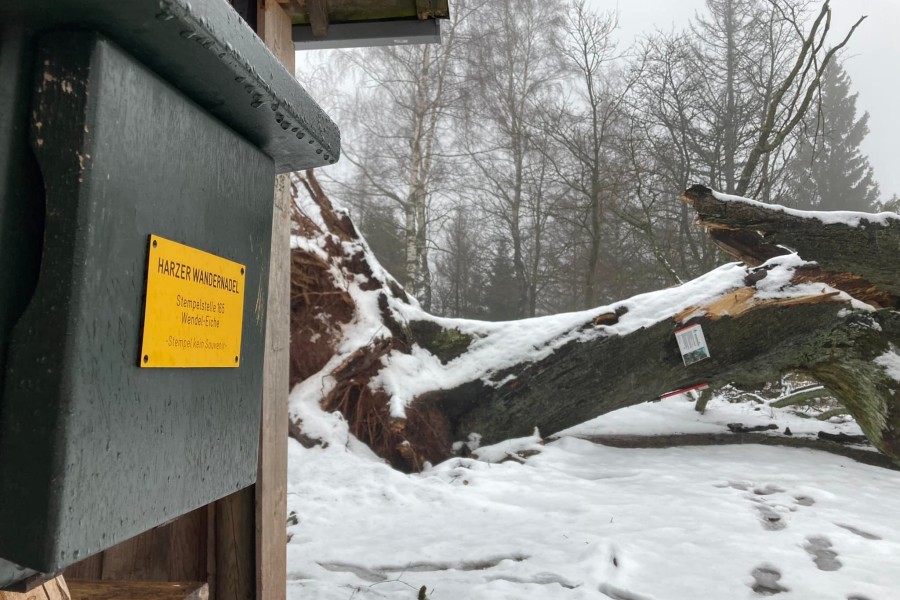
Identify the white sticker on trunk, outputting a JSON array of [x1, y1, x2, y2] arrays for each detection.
[[675, 324, 710, 366]]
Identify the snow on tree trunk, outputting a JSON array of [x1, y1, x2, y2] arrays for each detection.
[[290, 174, 900, 471]]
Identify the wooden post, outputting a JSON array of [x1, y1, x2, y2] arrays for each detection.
[[254, 3, 292, 600], [205, 3, 293, 598]]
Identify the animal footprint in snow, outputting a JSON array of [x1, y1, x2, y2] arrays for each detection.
[[754, 503, 787, 530], [803, 536, 842, 571], [751, 565, 788, 595], [793, 495, 815, 507], [753, 484, 785, 496]]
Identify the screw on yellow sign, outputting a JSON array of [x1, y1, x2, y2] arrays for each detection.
[[140, 235, 245, 368]]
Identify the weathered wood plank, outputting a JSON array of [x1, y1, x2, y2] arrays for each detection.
[[255, 173, 290, 600], [62, 506, 209, 584], [214, 488, 255, 600], [165, 507, 209, 582], [62, 555, 102, 582], [66, 580, 207, 600], [0, 575, 71, 600], [96, 528, 168, 582], [204, 503, 216, 600], [259, 0, 297, 76]]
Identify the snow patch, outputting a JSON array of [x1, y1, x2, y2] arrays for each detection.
[[288, 376, 347, 448], [874, 350, 900, 383], [473, 432, 543, 463]]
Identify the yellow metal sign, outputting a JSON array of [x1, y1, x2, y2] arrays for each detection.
[[140, 235, 245, 368]]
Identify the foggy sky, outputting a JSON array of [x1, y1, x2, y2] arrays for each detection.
[[594, 0, 900, 200]]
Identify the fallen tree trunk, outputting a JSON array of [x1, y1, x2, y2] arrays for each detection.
[[424, 283, 900, 463], [289, 176, 900, 470]]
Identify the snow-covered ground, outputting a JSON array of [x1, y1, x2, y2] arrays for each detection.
[[286, 191, 900, 599], [285, 393, 900, 600]]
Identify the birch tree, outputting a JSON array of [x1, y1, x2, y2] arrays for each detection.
[[335, 2, 473, 309]]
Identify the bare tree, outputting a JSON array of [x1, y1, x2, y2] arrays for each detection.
[[618, 31, 722, 282], [296, 0, 867, 317], [736, 0, 866, 196], [610, 0, 865, 285], [542, 1, 635, 308], [461, 0, 566, 318]]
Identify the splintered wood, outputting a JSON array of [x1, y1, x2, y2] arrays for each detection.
[[675, 287, 843, 323]]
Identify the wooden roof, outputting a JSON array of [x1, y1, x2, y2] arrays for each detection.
[[287, 0, 450, 48], [280, 0, 449, 29]]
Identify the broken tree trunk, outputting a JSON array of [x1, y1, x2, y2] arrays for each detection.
[[289, 177, 900, 470], [681, 184, 900, 307]]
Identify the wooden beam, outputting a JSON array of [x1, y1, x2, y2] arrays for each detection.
[[260, 0, 297, 75], [308, 0, 329, 37], [254, 175, 291, 600], [414, 0, 433, 20]]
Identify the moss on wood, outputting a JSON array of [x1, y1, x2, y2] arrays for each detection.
[[408, 320, 475, 364]]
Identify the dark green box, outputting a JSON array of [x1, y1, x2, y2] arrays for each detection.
[[0, 0, 339, 577]]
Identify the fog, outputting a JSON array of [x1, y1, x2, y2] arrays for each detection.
[[599, 0, 900, 198]]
